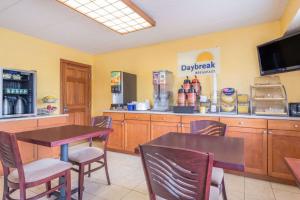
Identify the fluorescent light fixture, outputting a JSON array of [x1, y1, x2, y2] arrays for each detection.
[[57, 0, 155, 34]]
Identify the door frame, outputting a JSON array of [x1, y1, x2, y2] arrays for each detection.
[[60, 59, 92, 123]]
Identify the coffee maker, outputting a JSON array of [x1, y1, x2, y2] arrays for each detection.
[[152, 71, 173, 111], [111, 71, 137, 109]]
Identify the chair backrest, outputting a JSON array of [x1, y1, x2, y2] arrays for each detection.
[[91, 116, 112, 144], [140, 144, 214, 200], [0, 131, 25, 182], [190, 120, 227, 136]]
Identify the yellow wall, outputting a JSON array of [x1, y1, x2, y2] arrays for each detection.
[[0, 28, 94, 110], [280, 0, 300, 34], [93, 21, 300, 115]]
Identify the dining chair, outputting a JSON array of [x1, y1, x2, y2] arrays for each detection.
[[190, 120, 227, 200], [190, 120, 227, 136], [68, 116, 112, 200], [0, 131, 72, 200], [139, 144, 221, 200]]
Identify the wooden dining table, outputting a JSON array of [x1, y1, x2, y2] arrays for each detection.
[[147, 132, 245, 171], [16, 124, 112, 200]]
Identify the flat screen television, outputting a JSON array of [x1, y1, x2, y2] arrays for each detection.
[[257, 32, 300, 76]]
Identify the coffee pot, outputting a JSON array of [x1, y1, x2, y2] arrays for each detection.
[[14, 96, 27, 114], [3, 96, 13, 115]]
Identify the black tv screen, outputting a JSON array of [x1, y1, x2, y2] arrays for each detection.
[[257, 33, 300, 75]]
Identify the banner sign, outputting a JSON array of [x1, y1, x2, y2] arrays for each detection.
[[177, 47, 220, 77]]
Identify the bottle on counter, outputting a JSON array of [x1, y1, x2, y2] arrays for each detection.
[[183, 76, 191, 93], [187, 86, 197, 108], [177, 85, 186, 106], [192, 75, 201, 96]]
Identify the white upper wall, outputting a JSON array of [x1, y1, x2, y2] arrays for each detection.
[[0, 0, 287, 54]]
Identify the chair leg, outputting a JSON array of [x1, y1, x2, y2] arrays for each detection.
[[65, 170, 71, 200], [88, 164, 91, 177], [104, 155, 111, 185], [19, 186, 26, 200], [2, 177, 9, 200], [78, 164, 85, 200], [221, 178, 227, 200], [46, 181, 51, 198]]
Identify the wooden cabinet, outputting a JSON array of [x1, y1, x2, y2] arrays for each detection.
[[221, 117, 268, 175], [268, 129, 300, 180], [151, 121, 181, 139], [151, 114, 181, 123], [220, 117, 267, 129], [125, 113, 150, 121], [181, 116, 219, 124], [227, 127, 268, 175], [268, 119, 300, 131], [108, 120, 124, 150], [102, 112, 300, 182], [104, 112, 124, 121], [124, 120, 150, 152], [104, 112, 125, 151]]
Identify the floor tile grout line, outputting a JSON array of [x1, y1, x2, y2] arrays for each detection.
[[244, 176, 245, 200]]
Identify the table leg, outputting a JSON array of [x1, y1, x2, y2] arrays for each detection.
[[59, 144, 69, 200]]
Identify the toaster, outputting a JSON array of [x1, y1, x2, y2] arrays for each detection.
[[289, 103, 300, 117]]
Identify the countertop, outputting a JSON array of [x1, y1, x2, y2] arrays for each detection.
[[0, 114, 69, 122], [103, 110, 300, 121]]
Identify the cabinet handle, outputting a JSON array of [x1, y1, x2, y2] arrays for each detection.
[[263, 130, 267, 134], [294, 124, 299, 128], [268, 131, 272, 134], [238, 121, 244, 125], [181, 124, 184, 127]]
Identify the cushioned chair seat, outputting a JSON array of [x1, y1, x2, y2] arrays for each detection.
[[212, 167, 224, 186], [156, 186, 221, 200], [68, 147, 104, 163], [210, 186, 222, 200], [8, 158, 72, 183]]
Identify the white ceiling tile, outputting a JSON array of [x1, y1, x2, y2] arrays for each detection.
[[0, 0, 288, 54]]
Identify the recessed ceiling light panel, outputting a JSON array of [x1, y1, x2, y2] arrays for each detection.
[[57, 0, 155, 34]]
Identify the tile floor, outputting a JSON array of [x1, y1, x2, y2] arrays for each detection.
[[1, 146, 300, 200]]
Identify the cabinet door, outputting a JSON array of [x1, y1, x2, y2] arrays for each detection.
[[151, 122, 181, 140], [227, 127, 268, 175], [268, 130, 300, 180], [181, 123, 191, 133], [124, 120, 151, 152], [107, 120, 124, 150]]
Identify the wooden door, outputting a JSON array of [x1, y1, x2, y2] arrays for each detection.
[[151, 121, 181, 140], [227, 127, 268, 175], [268, 130, 300, 180], [108, 120, 125, 150], [61, 59, 91, 125], [124, 120, 151, 152]]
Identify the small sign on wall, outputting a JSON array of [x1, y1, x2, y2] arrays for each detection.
[[177, 47, 220, 77]]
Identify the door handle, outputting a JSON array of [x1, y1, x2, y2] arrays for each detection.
[[63, 106, 69, 113]]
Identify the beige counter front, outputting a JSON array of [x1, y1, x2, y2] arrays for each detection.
[[104, 110, 300, 184], [0, 114, 72, 176]]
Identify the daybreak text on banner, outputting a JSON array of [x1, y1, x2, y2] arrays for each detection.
[[178, 47, 220, 77]]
